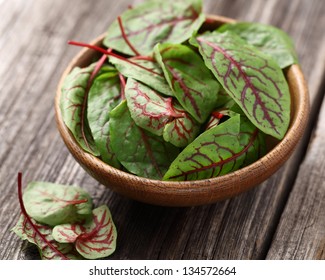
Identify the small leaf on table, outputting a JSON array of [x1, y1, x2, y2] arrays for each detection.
[[23, 181, 92, 226], [52, 205, 117, 260], [193, 31, 291, 139], [12, 215, 81, 260], [109, 100, 179, 179]]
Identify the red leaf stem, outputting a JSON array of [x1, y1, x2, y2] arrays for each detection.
[[17, 173, 69, 260], [68, 41, 161, 75], [117, 16, 140, 56]]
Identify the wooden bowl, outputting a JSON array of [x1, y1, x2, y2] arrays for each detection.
[[55, 15, 309, 207]]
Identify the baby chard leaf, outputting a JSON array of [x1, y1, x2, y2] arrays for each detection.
[[87, 66, 122, 168], [154, 43, 220, 123], [104, 0, 205, 56], [163, 116, 242, 181], [125, 78, 200, 147], [164, 115, 265, 181], [23, 181, 92, 227], [109, 56, 172, 96], [125, 78, 180, 135], [110, 100, 179, 179], [217, 22, 298, 69], [162, 103, 201, 147], [60, 64, 100, 156], [193, 31, 291, 139], [12, 215, 81, 260], [52, 205, 117, 260]]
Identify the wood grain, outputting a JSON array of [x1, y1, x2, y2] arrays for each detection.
[[0, 0, 324, 260], [267, 97, 325, 260]]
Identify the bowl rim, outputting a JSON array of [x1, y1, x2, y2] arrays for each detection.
[[55, 15, 310, 206]]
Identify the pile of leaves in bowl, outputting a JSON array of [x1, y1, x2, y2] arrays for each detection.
[[60, 0, 298, 181]]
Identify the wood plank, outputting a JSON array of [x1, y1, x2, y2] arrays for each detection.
[[267, 95, 325, 260], [0, 0, 324, 260]]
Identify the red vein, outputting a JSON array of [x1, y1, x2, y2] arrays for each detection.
[[169, 129, 259, 179], [198, 37, 277, 132], [117, 16, 140, 56]]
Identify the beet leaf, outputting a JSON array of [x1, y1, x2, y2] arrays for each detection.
[[52, 205, 117, 259], [23, 181, 92, 226], [125, 78, 181, 135], [217, 22, 298, 69], [60, 63, 100, 155], [163, 115, 265, 181], [154, 43, 220, 123], [125, 78, 200, 147], [103, 0, 205, 56], [109, 55, 172, 96], [12, 215, 82, 260], [193, 31, 291, 139], [12, 173, 83, 260], [109, 100, 179, 179], [87, 66, 122, 168], [163, 115, 241, 180], [162, 102, 201, 147]]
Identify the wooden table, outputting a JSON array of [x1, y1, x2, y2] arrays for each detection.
[[1, 0, 324, 260]]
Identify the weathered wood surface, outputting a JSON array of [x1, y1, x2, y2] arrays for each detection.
[[0, 0, 324, 260]]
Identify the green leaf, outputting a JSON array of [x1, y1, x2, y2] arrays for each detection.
[[162, 102, 201, 147], [154, 43, 220, 123], [23, 181, 92, 226], [110, 100, 179, 179], [125, 78, 179, 135], [52, 205, 117, 260], [125, 78, 200, 147], [193, 31, 291, 139], [163, 116, 242, 181], [164, 115, 265, 181], [109, 56, 172, 96], [87, 67, 122, 168], [12, 215, 82, 260], [217, 22, 298, 68], [103, 0, 205, 56], [60, 64, 100, 155]]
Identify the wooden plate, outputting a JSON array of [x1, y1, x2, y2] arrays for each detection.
[[55, 15, 309, 206]]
